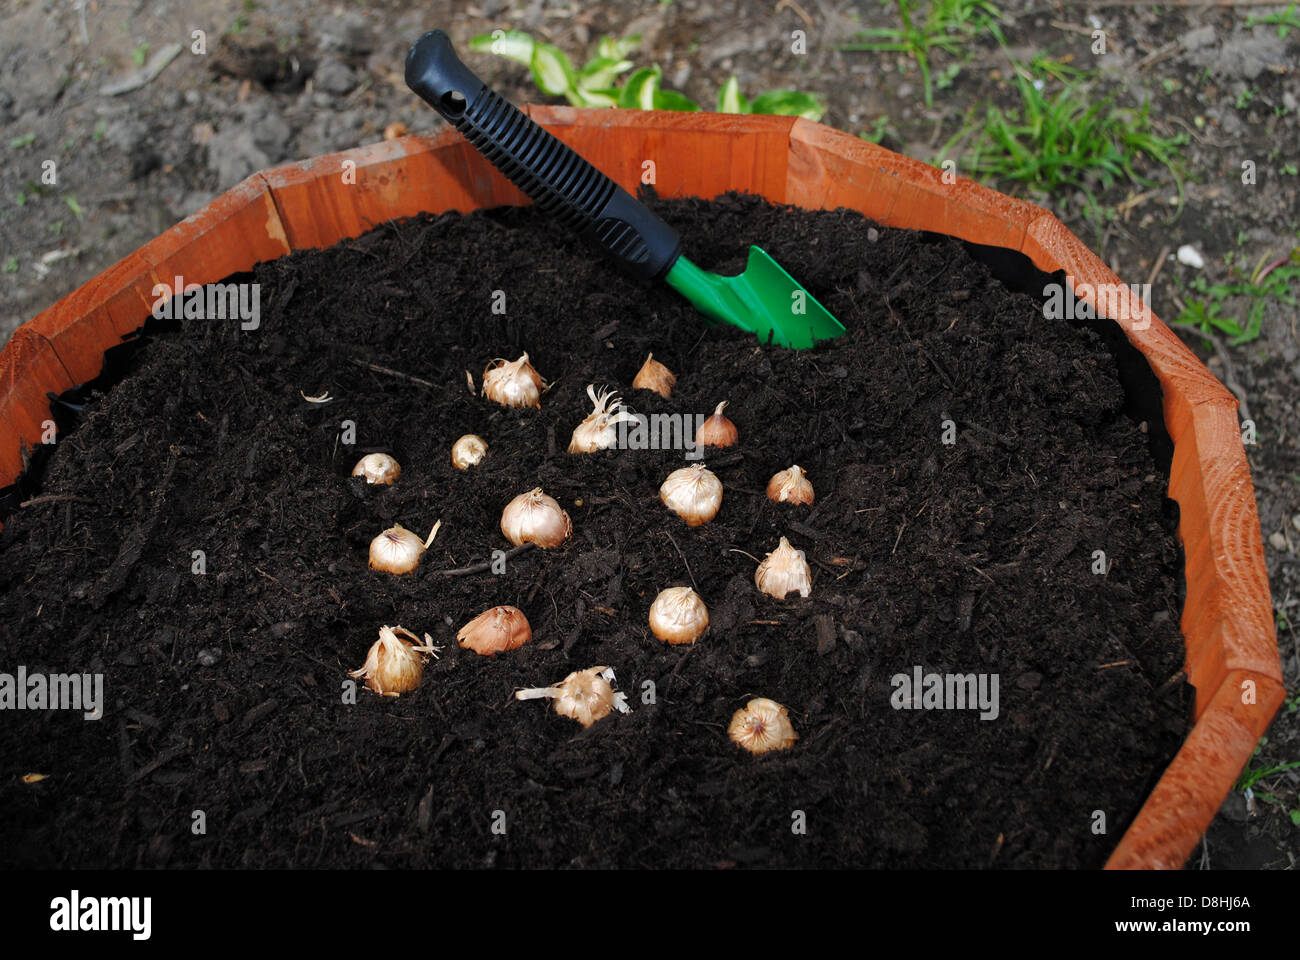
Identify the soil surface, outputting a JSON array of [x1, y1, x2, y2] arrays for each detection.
[[0, 194, 1190, 868], [3, 0, 1295, 869]]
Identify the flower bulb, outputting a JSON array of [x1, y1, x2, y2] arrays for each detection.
[[349, 625, 436, 697], [568, 384, 638, 453], [352, 453, 401, 485], [482, 353, 545, 409], [648, 586, 709, 644], [728, 697, 798, 754], [696, 400, 738, 447], [632, 353, 676, 398], [659, 464, 722, 527], [766, 465, 814, 505], [457, 605, 533, 656], [754, 535, 812, 599], [368, 521, 441, 575], [452, 434, 488, 470], [501, 487, 572, 548], [515, 666, 630, 728]]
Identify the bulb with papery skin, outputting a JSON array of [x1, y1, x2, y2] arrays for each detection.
[[369, 521, 441, 575], [754, 536, 812, 599], [352, 453, 401, 485], [633, 353, 676, 398], [649, 586, 709, 644], [501, 488, 572, 548], [457, 605, 532, 656], [659, 464, 723, 527], [452, 434, 488, 470], [568, 385, 638, 453], [729, 697, 798, 754], [482, 353, 545, 409], [767, 465, 814, 505], [697, 400, 738, 448], [350, 625, 433, 697], [515, 666, 631, 728]]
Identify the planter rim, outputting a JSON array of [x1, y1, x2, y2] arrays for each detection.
[[0, 106, 1281, 870]]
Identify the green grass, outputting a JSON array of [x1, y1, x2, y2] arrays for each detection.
[[1245, 2, 1300, 38], [1172, 253, 1300, 347], [938, 57, 1187, 218], [1236, 737, 1300, 825], [839, 0, 1003, 107]]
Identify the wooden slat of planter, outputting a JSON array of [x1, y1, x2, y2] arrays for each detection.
[[529, 107, 793, 203], [24, 179, 288, 386], [0, 328, 76, 481], [1170, 399, 1279, 706], [261, 134, 524, 249], [25, 252, 155, 386], [787, 120, 1039, 253], [1106, 668, 1284, 869]]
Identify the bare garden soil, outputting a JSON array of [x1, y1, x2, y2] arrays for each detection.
[[0, 193, 1191, 868]]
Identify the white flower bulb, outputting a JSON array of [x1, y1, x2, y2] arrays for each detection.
[[452, 434, 488, 470], [659, 464, 723, 527], [482, 353, 545, 409], [754, 536, 812, 599], [568, 384, 638, 453], [352, 453, 401, 485], [648, 586, 709, 645]]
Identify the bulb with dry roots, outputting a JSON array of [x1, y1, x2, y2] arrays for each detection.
[[632, 353, 676, 398], [352, 453, 401, 485], [754, 536, 812, 599], [457, 605, 533, 656], [659, 464, 723, 527], [649, 586, 709, 644], [729, 697, 798, 754], [568, 385, 639, 453], [767, 465, 814, 505], [515, 666, 631, 727], [482, 353, 546, 409], [350, 625, 440, 697], [369, 521, 442, 575], [697, 400, 738, 448], [451, 434, 488, 470], [501, 487, 572, 548]]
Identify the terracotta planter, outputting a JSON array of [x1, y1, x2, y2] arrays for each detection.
[[1, 108, 1282, 868]]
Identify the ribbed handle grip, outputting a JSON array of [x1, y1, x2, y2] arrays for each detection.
[[405, 30, 682, 280]]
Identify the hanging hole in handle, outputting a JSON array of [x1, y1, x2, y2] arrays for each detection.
[[440, 90, 467, 118]]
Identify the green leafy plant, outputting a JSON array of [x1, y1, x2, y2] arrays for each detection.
[[2, 256, 17, 273], [10, 132, 35, 149], [1236, 738, 1300, 821], [468, 29, 825, 120], [1245, 2, 1300, 38], [938, 56, 1186, 216], [1173, 252, 1300, 347], [131, 41, 150, 67], [839, 0, 1002, 106], [858, 115, 895, 144]]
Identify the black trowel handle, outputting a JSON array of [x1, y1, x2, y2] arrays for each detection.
[[405, 30, 682, 281]]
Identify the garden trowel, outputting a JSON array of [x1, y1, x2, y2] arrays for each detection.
[[405, 30, 845, 348]]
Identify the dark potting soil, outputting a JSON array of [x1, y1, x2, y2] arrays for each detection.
[[0, 193, 1191, 869]]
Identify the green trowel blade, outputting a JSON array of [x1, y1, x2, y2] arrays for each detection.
[[664, 246, 845, 349]]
